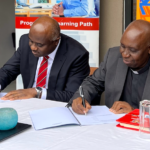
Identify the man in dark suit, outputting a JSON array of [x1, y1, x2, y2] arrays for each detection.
[[70, 20, 150, 114], [0, 16, 90, 102]]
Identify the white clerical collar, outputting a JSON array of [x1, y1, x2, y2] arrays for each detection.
[[130, 58, 150, 75], [131, 69, 139, 74]]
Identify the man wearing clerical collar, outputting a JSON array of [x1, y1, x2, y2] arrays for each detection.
[[70, 19, 150, 114]]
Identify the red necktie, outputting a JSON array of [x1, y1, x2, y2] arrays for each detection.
[[36, 56, 49, 88]]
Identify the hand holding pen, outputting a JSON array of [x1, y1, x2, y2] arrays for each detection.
[[72, 96, 91, 115], [72, 86, 91, 115]]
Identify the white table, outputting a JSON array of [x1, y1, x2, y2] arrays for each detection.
[[0, 98, 150, 150]]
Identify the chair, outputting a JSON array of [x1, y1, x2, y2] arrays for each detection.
[[90, 67, 98, 76]]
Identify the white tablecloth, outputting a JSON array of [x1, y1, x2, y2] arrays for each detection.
[[0, 98, 150, 150]]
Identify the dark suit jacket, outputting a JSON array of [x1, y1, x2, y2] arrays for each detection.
[[70, 46, 150, 108], [0, 33, 90, 102]]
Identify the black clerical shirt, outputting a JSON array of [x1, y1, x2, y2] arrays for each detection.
[[120, 59, 150, 109]]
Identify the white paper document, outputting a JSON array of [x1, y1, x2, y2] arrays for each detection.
[[29, 107, 79, 130], [29, 106, 119, 130], [69, 106, 119, 125], [0, 93, 21, 103]]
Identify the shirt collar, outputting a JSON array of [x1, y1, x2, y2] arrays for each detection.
[[47, 38, 61, 60], [131, 58, 150, 74]]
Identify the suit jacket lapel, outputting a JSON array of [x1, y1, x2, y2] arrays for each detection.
[[142, 67, 150, 100], [113, 58, 128, 102], [48, 37, 67, 91], [28, 51, 38, 88]]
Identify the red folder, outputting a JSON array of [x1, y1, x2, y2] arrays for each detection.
[[116, 109, 139, 131], [116, 109, 150, 132]]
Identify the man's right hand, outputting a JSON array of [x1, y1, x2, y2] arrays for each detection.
[[72, 97, 91, 114]]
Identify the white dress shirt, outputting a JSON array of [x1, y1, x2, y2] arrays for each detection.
[[32, 39, 61, 99]]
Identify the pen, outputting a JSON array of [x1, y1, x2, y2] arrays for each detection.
[[79, 86, 86, 115]]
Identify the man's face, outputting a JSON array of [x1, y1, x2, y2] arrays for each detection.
[[120, 28, 150, 70], [28, 29, 59, 57]]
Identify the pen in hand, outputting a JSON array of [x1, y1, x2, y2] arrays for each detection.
[[79, 86, 86, 115]]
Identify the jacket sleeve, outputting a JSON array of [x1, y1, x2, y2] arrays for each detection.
[[0, 37, 23, 90], [46, 51, 90, 102], [68, 49, 111, 105]]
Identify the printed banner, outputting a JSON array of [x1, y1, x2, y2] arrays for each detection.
[[16, 17, 99, 30], [15, 0, 100, 89], [136, 0, 150, 21]]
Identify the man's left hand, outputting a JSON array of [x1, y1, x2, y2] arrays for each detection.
[[52, 3, 59, 15], [1, 88, 37, 100], [52, 2, 64, 16], [109, 101, 134, 114]]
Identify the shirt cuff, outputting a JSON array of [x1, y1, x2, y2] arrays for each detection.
[[41, 88, 47, 100], [63, 10, 72, 17]]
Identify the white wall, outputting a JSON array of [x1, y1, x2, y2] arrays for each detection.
[[100, 0, 124, 61], [0, 0, 15, 68]]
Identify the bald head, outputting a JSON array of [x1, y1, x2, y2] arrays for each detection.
[[126, 19, 150, 30], [120, 20, 150, 70], [122, 20, 150, 45], [30, 16, 60, 41], [28, 16, 61, 57]]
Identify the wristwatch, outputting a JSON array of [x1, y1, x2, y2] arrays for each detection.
[[35, 87, 42, 98]]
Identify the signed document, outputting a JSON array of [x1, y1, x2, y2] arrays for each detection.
[[69, 106, 119, 125], [29, 106, 119, 130]]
